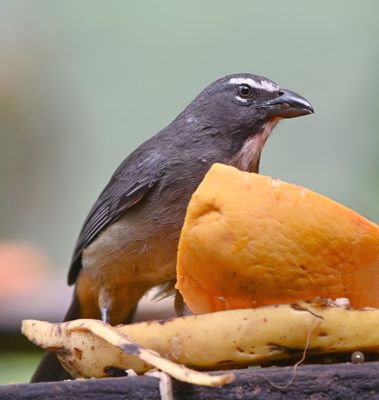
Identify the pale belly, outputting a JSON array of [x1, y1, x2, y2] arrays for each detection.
[[75, 211, 180, 323]]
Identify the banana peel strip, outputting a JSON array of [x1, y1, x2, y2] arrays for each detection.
[[22, 319, 234, 387], [23, 302, 379, 386]]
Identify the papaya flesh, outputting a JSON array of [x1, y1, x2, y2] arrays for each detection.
[[176, 163, 379, 314]]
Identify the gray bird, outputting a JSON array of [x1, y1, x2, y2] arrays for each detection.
[[32, 73, 313, 382]]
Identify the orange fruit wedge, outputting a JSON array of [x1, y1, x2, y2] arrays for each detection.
[[176, 163, 379, 313]]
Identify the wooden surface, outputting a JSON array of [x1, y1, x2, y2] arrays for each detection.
[[2, 362, 379, 399]]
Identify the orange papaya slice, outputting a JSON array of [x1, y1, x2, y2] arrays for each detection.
[[176, 163, 379, 313]]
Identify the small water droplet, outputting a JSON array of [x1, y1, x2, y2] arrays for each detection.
[[351, 351, 365, 364]]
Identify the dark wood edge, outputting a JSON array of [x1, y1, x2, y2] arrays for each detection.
[[1, 362, 379, 399]]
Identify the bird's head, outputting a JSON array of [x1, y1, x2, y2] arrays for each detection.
[[186, 73, 314, 172]]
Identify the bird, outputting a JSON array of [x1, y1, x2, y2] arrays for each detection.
[[31, 73, 313, 382]]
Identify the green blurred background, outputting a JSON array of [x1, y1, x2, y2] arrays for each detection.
[[0, 0, 378, 384]]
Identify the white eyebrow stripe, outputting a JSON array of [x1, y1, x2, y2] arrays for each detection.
[[229, 77, 279, 93]]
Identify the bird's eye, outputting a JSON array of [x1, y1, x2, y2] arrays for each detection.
[[237, 84, 253, 98]]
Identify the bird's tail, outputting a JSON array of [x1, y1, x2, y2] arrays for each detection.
[[30, 294, 80, 383]]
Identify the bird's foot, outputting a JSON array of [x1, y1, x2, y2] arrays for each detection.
[[101, 307, 110, 323]]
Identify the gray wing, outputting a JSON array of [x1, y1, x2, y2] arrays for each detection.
[[68, 150, 165, 285]]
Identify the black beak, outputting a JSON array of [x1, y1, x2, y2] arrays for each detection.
[[265, 89, 314, 119]]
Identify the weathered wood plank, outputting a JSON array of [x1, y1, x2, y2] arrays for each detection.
[[1, 362, 379, 400]]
